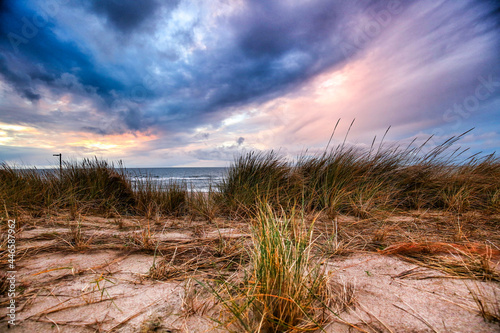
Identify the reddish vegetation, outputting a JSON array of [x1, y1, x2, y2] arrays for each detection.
[[379, 242, 500, 257]]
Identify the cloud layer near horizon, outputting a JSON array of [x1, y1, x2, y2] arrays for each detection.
[[0, 0, 499, 166]]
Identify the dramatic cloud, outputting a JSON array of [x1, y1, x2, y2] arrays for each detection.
[[90, 0, 165, 33], [0, 0, 499, 166]]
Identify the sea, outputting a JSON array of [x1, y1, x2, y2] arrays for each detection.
[[125, 167, 227, 192]]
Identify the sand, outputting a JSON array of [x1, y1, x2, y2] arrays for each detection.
[[1, 213, 499, 332]]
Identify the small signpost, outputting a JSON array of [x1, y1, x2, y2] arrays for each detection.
[[53, 153, 62, 178]]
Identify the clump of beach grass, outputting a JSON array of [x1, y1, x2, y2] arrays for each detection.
[[134, 178, 187, 217], [188, 189, 219, 223], [0, 158, 136, 216], [59, 158, 135, 213], [205, 204, 336, 332], [216, 128, 500, 217], [61, 219, 95, 251], [218, 151, 294, 216], [0, 163, 54, 214], [128, 219, 157, 250]]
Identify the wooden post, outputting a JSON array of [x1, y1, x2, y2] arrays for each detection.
[[53, 153, 62, 178]]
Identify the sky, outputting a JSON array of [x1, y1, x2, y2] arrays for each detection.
[[0, 0, 499, 167]]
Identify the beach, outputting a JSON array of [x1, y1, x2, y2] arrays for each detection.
[[1, 151, 499, 332], [2, 0, 500, 331], [2, 210, 499, 332]]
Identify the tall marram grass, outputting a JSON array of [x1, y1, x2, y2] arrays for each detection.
[[59, 159, 135, 213], [218, 131, 500, 216], [294, 145, 401, 217], [0, 158, 187, 217], [1, 158, 136, 215], [218, 151, 295, 215], [205, 205, 333, 332], [1, 130, 499, 218], [134, 178, 187, 217], [0, 164, 52, 213]]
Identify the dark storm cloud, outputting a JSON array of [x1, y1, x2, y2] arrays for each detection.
[[236, 1, 337, 57], [139, 0, 373, 131], [0, 1, 127, 102], [89, 0, 180, 33], [195, 0, 349, 107], [0, 0, 499, 149], [0, 55, 40, 101], [122, 107, 146, 131], [0, 0, 188, 135], [0, 0, 10, 14], [0, 0, 389, 135]]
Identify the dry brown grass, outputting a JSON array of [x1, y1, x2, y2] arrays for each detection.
[[148, 238, 248, 281], [467, 282, 500, 323], [188, 191, 220, 223], [180, 278, 215, 317], [379, 242, 500, 281], [60, 219, 95, 251]]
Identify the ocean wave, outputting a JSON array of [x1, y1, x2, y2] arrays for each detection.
[[130, 176, 223, 181]]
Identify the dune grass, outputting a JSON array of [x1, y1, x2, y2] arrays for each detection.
[[134, 178, 187, 217], [0, 158, 189, 218], [1, 131, 499, 220], [217, 151, 293, 216], [203, 204, 334, 332], [188, 190, 220, 223], [217, 133, 499, 217], [0, 158, 136, 216]]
